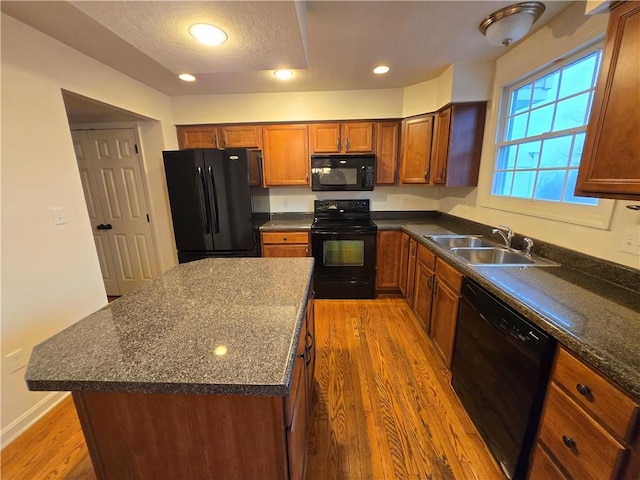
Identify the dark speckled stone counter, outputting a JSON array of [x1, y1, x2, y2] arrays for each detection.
[[26, 258, 314, 396], [400, 224, 640, 399]]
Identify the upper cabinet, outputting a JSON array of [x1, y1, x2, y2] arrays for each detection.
[[309, 122, 374, 154], [431, 102, 487, 187], [398, 103, 486, 187], [399, 114, 435, 184], [575, 2, 640, 200], [262, 124, 310, 186], [375, 121, 401, 185], [177, 125, 262, 149]]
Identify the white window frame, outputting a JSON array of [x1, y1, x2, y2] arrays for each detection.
[[479, 37, 616, 230]]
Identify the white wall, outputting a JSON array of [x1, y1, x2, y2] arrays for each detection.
[[0, 14, 177, 447], [440, 2, 640, 269]]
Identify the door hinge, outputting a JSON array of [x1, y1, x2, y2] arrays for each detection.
[[146, 214, 150, 222], [134, 144, 139, 154]]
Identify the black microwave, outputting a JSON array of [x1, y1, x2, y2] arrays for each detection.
[[311, 154, 375, 191]]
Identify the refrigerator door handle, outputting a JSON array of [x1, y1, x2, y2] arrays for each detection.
[[208, 166, 221, 234], [197, 166, 211, 234]]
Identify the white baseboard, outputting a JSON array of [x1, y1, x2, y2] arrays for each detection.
[[0, 391, 69, 450]]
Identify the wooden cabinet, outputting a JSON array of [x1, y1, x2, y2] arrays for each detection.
[[399, 114, 435, 184], [429, 257, 463, 369], [412, 244, 436, 334], [403, 236, 418, 307], [531, 346, 640, 480], [262, 124, 310, 186], [177, 125, 262, 149], [261, 232, 310, 258], [309, 122, 374, 153], [375, 230, 404, 292], [431, 102, 486, 187], [375, 121, 400, 185], [575, 2, 640, 200]]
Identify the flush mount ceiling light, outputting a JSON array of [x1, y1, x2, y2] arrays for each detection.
[[373, 65, 390, 75], [178, 73, 196, 82], [189, 23, 227, 46], [479, 2, 545, 47], [274, 70, 293, 80]]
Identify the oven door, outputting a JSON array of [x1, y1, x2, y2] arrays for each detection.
[[311, 229, 376, 278]]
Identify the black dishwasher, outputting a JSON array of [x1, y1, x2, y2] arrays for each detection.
[[451, 278, 555, 480]]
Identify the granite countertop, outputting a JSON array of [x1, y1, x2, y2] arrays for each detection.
[[25, 258, 314, 397], [260, 219, 312, 231], [400, 224, 640, 399]]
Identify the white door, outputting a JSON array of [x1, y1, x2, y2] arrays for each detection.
[[72, 128, 158, 295]]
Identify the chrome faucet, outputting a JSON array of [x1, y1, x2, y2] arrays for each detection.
[[492, 225, 514, 248], [522, 237, 534, 258]]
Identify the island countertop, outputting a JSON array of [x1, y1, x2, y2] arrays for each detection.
[[26, 257, 314, 397]]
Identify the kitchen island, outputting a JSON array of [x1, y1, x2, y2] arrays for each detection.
[[26, 257, 315, 480]]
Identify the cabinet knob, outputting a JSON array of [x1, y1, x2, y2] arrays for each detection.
[[576, 383, 591, 396], [561, 435, 576, 449], [283, 237, 287, 241], [424, 169, 430, 182]]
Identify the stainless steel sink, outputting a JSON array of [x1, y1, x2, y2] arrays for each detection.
[[426, 235, 493, 249], [450, 247, 559, 267]]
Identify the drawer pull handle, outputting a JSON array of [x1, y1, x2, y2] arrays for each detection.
[[562, 435, 576, 449], [576, 383, 591, 396]]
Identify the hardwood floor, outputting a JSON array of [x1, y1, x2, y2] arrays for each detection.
[[1, 299, 501, 480]]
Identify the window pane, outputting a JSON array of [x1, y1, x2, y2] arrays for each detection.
[[553, 93, 590, 131], [505, 113, 529, 141], [492, 171, 514, 196], [527, 104, 554, 137], [540, 135, 572, 168], [534, 170, 565, 201], [564, 170, 599, 205], [558, 53, 598, 99], [512, 171, 536, 198], [569, 133, 586, 167], [496, 145, 517, 170], [532, 71, 560, 107], [515, 141, 541, 169], [510, 83, 533, 115]]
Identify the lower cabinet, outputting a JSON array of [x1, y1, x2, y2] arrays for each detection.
[[261, 231, 310, 257], [429, 257, 463, 369], [401, 234, 418, 306], [376, 230, 404, 293], [530, 346, 640, 480], [412, 244, 436, 333]]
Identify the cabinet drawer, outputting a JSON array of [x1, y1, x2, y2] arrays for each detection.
[[554, 347, 639, 440], [261, 232, 309, 244], [528, 444, 568, 480], [416, 243, 436, 269], [435, 257, 462, 292], [539, 383, 626, 480]]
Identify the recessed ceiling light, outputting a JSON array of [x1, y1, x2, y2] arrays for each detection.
[[189, 23, 227, 46], [274, 70, 294, 80], [179, 73, 196, 82], [373, 65, 390, 75]]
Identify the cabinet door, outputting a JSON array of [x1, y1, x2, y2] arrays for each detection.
[[399, 232, 410, 297], [262, 245, 309, 257], [375, 121, 400, 185], [309, 123, 342, 153], [262, 125, 309, 186], [405, 239, 418, 308], [176, 126, 218, 148], [413, 260, 435, 334], [399, 115, 434, 184], [431, 107, 452, 185], [375, 230, 404, 291], [305, 299, 315, 403], [343, 122, 374, 152], [575, 2, 640, 199], [219, 125, 262, 149], [429, 277, 459, 369]]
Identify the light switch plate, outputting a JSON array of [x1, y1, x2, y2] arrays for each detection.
[[51, 207, 66, 225]]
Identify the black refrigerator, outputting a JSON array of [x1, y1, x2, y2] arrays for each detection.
[[163, 148, 269, 263]]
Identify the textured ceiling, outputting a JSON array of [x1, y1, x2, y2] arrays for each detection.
[[2, 1, 574, 100]]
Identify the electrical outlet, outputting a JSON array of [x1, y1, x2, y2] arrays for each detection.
[[6, 348, 26, 373], [620, 228, 640, 256], [51, 207, 66, 225]]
